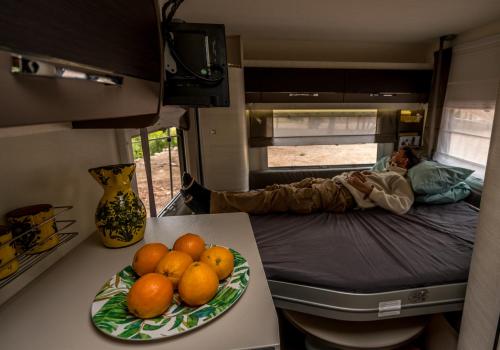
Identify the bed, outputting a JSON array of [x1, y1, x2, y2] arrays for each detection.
[[249, 201, 478, 321]]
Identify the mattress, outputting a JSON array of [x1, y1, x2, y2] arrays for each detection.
[[250, 201, 478, 294]]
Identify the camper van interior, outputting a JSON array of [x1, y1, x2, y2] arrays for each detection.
[[1, 1, 500, 349]]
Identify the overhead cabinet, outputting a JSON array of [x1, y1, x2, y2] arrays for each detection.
[[244, 67, 433, 103], [0, 0, 162, 127], [344, 69, 433, 103], [245, 68, 344, 103]]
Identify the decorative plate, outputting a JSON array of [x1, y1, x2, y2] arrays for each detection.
[[90, 248, 250, 341]]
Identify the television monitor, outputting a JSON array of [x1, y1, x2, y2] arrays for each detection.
[[163, 22, 229, 107]]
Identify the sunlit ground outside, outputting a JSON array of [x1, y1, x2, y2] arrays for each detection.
[[133, 129, 182, 216]]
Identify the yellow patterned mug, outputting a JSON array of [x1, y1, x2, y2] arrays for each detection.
[[6, 204, 59, 254], [0, 225, 19, 280]]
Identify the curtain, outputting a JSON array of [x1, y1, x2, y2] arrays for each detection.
[[424, 48, 453, 158]]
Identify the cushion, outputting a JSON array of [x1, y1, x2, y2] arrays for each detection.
[[415, 182, 471, 204], [465, 175, 484, 192], [370, 156, 390, 172], [408, 161, 474, 195]]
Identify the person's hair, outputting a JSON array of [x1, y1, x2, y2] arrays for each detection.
[[401, 146, 421, 169]]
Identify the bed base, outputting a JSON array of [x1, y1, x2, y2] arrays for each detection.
[[269, 280, 466, 321]]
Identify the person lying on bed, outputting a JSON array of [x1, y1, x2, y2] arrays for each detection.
[[181, 146, 421, 216]]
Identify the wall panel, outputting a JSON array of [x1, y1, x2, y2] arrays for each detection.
[[0, 126, 121, 304], [198, 67, 249, 191], [458, 81, 500, 349]]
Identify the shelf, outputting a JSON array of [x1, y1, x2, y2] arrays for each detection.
[[0, 231, 77, 289], [396, 109, 425, 149], [399, 123, 424, 133]]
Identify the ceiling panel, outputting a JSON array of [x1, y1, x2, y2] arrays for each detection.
[[164, 0, 500, 43]]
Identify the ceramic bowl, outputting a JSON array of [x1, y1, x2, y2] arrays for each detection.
[[0, 225, 19, 279], [6, 204, 59, 254]]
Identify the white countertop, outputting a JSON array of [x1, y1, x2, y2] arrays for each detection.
[[0, 213, 280, 350]]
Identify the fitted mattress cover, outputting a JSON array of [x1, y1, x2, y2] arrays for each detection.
[[250, 201, 478, 293]]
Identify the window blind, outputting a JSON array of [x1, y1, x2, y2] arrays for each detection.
[[434, 34, 500, 178]]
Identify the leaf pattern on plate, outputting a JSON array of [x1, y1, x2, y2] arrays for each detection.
[[94, 266, 138, 301], [90, 247, 250, 341]]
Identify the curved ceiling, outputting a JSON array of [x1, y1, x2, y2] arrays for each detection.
[[170, 0, 500, 43]]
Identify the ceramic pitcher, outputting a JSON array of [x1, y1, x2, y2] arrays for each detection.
[[89, 164, 146, 248]]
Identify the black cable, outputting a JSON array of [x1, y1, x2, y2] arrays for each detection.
[[493, 312, 500, 350], [164, 31, 224, 83], [162, 0, 182, 23], [166, 36, 224, 84], [161, 0, 224, 84]]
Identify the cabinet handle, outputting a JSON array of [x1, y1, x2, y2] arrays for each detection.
[[288, 93, 319, 97], [11, 54, 123, 86]]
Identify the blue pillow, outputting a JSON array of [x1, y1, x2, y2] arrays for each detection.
[[464, 175, 483, 192], [371, 156, 389, 172], [407, 161, 474, 195], [415, 182, 471, 204]]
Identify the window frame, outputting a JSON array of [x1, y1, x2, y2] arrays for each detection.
[[247, 108, 395, 169], [116, 121, 186, 217]]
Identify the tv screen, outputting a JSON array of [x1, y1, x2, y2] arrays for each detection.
[[163, 22, 230, 107]]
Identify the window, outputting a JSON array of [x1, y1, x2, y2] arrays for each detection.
[[433, 35, 500, 179], [435, 107, 495, 178], [132, 127, 183, 216], [248, 108, 381, 168], [272, 109, 377, 139], [268, 144, 378, 167]]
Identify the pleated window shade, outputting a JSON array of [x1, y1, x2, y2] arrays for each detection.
[[457, 79, 500, 350], [434, 34, 500, 178]]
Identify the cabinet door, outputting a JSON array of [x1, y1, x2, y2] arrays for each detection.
[[244, 67, 345, 93], [0, 0, 162, 127], [0, 51, 161, 127], [345, 69, 432, 94], [344, 69, 432, 103], [0, 0, 161, 82]]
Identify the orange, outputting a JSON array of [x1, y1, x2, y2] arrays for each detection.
[[200, 246, 234, 280], [132, 243, 169, 276], [155, 250, 193, 289], [178, 262, 219, 306], [127, 273, 173, 319], [173, 233, 205, 261]]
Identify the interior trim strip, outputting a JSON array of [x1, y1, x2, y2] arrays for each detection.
[[11, 54, 123, 86]]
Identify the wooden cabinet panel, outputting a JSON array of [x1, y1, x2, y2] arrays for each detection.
[[0, 0, 162, 127], [245, 67, 345, 93], [0, 52, 160, 127], [345, 69, 432, 93], [0, 0, 161, 82], [244, 67, 432, 103]]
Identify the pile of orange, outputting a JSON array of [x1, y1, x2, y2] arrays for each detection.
[[127, 233, 235, 319]]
